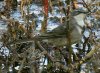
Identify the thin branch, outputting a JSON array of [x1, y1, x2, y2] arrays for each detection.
[[36, 41, 54, 61], [36, 41, 70, 71], [74, 43, 100, 68], [18, 57, 26, 73], [82, 0, 91, 12], [80, 43, 100, 63]]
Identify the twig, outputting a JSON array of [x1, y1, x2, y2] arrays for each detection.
[[82, 0, 91, 12], [36, 41, 70, 71], [81, 43, 100, 63], [18, 57, 26, 73], [36, 41, 54, 61], [74, 43, 100, 68]]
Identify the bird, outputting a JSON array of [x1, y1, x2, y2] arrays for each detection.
[[39, 10, 87, 46]]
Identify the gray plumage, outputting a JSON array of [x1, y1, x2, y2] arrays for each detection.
[[40, 14, 85, 46]]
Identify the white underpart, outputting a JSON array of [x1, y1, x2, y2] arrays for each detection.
[[74, 13, 86, 27], [74, 14, 86, 34], [76, 25, 82, 35]]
